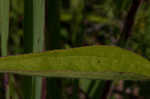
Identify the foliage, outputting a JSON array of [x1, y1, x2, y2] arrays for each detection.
[[0, 45, 150, 80], [1, 0, 150, 98]]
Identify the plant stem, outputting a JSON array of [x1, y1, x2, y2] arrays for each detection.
[[24, 0, 45, 99], [118, 0, 144, 47]]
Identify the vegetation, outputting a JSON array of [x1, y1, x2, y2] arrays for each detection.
[[0, 0, 150, 98]]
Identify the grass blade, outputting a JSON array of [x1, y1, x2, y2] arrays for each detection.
[[24, 0, 45, 99], [0, 0, 9, 56], [80, 80, 105, 98], [32, 1, 45, 99], [0, 0, 10, 99]]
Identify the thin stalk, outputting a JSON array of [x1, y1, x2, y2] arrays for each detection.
[[24, 0, 45, 99], [0, 0, 10, 99], [117, 0, 144, 47], [70, 0, 84, 46]]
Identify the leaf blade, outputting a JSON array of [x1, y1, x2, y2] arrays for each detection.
[[0, 46, 150, 80]]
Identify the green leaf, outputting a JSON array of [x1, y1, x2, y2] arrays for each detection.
[[0, 45, 150, 80]]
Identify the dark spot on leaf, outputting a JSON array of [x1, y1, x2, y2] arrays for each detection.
[[97, 60, 101, 63], [119, 72, 124, 74]]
